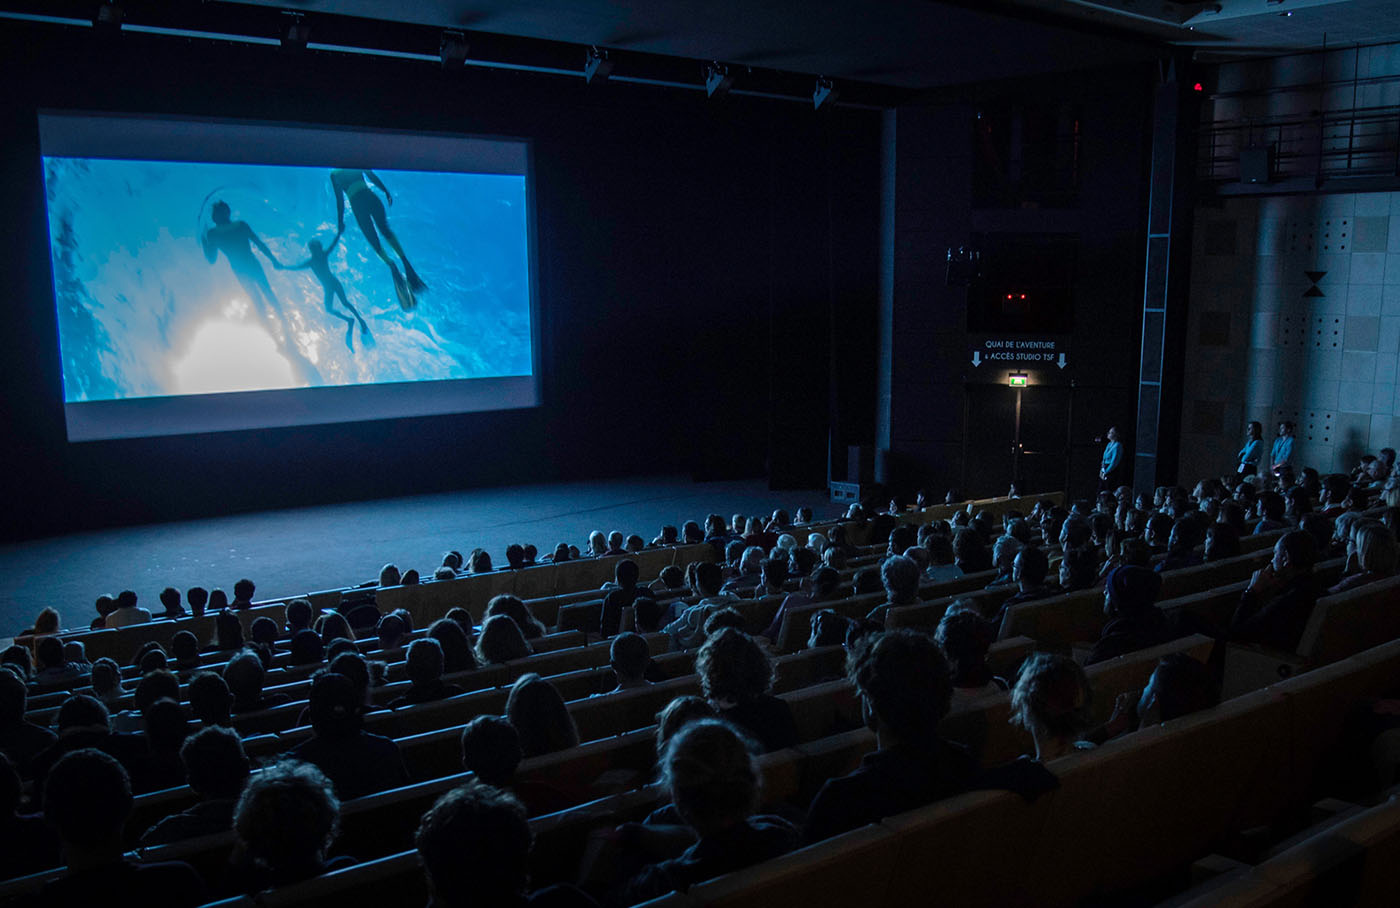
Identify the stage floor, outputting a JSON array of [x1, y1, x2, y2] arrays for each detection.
[[0, 475, 836, 640]]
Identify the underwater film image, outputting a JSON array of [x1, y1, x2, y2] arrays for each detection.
[[43, 158, 533, 403]]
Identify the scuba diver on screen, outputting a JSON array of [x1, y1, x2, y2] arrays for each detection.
[[277, 228, 373, 352], [328, 168, 427, 311], [200, 199, 322, 386]]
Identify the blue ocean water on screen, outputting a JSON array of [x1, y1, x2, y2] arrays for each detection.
[[43, 158, 533, 402]]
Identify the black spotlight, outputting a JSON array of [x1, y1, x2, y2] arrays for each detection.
[[440, 30, 469, 68], [705, 62, 734, 99], [93, 1, 123, 33], [281, 12, 310, 51], [813, 76, 838, 111], [584, 46, 613, 84]]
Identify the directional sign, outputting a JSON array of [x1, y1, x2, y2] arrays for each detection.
[[968, 335, 1071, 367], [965, 334, 1073, 385]]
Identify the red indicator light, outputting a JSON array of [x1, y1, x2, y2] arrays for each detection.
[[1193, 83, 1203, 92], [1006, 294, 1013, 300], [1019, 294, 1026, 299]]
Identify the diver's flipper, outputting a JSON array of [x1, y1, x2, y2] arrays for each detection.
[[407, 270, 428, 295], [345, 323, 356, 352], [360, 324, 376, 348], [393, 270, 417, 311]]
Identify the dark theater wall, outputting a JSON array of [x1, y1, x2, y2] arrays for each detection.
[[0, 23, 879, 540], [879, 64, 1155, 502]]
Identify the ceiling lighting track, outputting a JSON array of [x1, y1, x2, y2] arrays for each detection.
[[0, 5, 888, 110]]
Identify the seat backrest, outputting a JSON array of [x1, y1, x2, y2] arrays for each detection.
[[687, 825, 899, 908], [257, 850, 427, 908], [1297, 574, 1400, 666], [879, 788, 1055, 908], [1020, 685, 1289, 905]]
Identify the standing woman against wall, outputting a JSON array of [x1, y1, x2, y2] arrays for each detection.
[[1099, 426, 1124, 494], [1237, 421, 1264, 477], [1270, 421, 1296, 478]]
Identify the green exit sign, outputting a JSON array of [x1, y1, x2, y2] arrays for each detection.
[[1009, 373, 1028, 387]]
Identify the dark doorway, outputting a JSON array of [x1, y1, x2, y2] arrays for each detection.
[[964, 384, 1072, 498]]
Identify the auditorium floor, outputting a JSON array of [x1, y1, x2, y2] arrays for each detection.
[[0, 475, 837, 640]]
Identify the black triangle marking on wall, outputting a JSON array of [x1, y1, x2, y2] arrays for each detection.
[[1305, 270, 1327, 283], [1303, 285, 1326, 298]]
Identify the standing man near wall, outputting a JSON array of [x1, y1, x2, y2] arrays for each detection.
[[1099, 426, 1124, 494], [1270, 422, 1296, 478]]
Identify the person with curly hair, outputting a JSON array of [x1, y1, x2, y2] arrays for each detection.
[[229, 759, 354, 893], [697, 629, 797, 752], [416, 780, 597, 907], [804, 630, 976, 843], [1011, 653, 1095, 761]]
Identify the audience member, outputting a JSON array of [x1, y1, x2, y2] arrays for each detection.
[[230, 578, 257, 610], [506, 673, 580, 758], [214, 610, 244, 651], [1011, 654, 1095, 761], [808, 609, 851, 648], [157, 587, 185, 619], [187, 587, 209, 619], [762, 566, 840, 641], [697, 629, 797, 752], [140, 726, 250, 846], [487, 594, 548, 640], [224, 650, 289, 714], [290, 672, 408, 799], [188, 671, 234, 728], [35, 636, 86, 685], [1328, 521, 1398, 594], [477, 614, 533, 665], [633, 596, 665, 634], [936, 607, 1006, 703], [606, 633, 653, 693], [805, 630, 975, 842], [0, 750, 60, 881], [430, 617, 478, 673], [865, 555, 921, 622], [1230, 530, 1318, 652], [289, 628, 326, 666], [993, 546, 1055, 626], [229, 759, 353, 893], [620, 720, 797, 903], [171, 631, 202, 674], [106, 590, 152, 629], [87, 657, 124, 709], [0, 666, 56, 774], [417, 780, 598, 908], [664, 562, 739, 649], [285, 598, 313, 635], [40, 748, 206, 906], [1087, 565, 1170, 665], [390, 638, 465, 708]]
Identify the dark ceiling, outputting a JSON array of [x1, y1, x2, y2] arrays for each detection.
[[226, 0, 1400, 87]]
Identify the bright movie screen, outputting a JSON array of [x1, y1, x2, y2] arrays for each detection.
[[39, 113, 538, 441]]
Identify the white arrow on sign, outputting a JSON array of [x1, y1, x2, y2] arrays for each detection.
[[1056, 353, 1067, 369], [971, 351, 982, 367]]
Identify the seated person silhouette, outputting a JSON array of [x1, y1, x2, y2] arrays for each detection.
[[328, 168, 427, 310], [200, 199, 321, 386], [277, 229, 372, 351]]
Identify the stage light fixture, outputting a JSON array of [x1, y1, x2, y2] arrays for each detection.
[[813, 76, 838, 111], [439, 30, 469, 68], [93, 1, 123, 33], [584, 46, 613, 84], [281, 12, 310, 51], [705, 62, 734, 99]]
